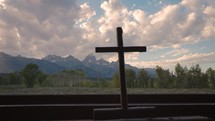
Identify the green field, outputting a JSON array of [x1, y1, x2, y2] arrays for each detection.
[[1, 85, 215, 95]]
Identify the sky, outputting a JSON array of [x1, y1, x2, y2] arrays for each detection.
[[0, 0, 215, 72]]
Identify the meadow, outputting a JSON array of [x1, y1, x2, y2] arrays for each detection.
[[1, 85, 215, 95]]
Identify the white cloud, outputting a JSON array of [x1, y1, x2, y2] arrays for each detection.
[[131, 9, 145, 24], [204, 6, 215, 16], [79, 2, 96, 23], [0, 0, 85, 58], [127, 52, 215, 70], [95, 0, 215, 63], [202, 5, 215, 39], [0, 0, 214, 68], [95, 0, 215, 52], [161, 48, 189, 58], [0, 0, 5, 9]]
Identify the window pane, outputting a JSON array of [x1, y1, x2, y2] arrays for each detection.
[[0, 0, 215, 95]]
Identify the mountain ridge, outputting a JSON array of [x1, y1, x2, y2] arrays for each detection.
[[0, 52, 156, 78]]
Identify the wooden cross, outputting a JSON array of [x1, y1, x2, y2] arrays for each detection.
[[96, 27, 146, 110]]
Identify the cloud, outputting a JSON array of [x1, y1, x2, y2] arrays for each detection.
[[160, 48, 189, 58], [94, 0, 215, 51], [0, 0, 5, 9], [79, 2, 96, 22], [0, 0, 85, 58], [0, 0, 214, 67], [107, 52, 140, 62], [127, 52, 215, 70], [96, 0, 215, 64]]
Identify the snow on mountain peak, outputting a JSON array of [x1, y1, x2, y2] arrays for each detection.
[[82, 54, 96, 63]]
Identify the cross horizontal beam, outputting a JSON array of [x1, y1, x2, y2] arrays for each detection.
[[96, 46, 146, 53]]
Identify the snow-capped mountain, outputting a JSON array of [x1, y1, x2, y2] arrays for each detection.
[[0, 52, 65, 74], [82, 54, 97, 65], [82, 54, 118, 78], [0, 52, 156, 78], [42, 54, 101, 78], [43, 55, 83, 69]]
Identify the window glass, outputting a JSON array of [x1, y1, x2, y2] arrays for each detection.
[[0, 0, 215, 95]]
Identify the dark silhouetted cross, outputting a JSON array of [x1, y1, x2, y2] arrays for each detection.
[[96, 27, 146, 109]]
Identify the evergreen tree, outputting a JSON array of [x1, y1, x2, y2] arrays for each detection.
[[174, 63, 187, 88], [137, 68, 149, 88], [111, 69, 136, 88], [125, 69, 136, 88], [206, 68, 215, 88], [22, 63, 40, 88], [200, 73, 209, 88], [37, 71, 47, 86], [187, 64, 209, 88], [112, 73, 120, 88], [155, 66, 172, 88], [9, 72, 23, 85]]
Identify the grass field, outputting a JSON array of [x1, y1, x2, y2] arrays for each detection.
[[1, 85, 215, 95]]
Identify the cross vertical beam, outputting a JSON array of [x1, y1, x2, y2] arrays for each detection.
[[117, 27, 128, 109], [95, 27, 146, 110]]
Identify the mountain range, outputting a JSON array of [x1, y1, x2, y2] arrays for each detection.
[[0, 52, 155, 78]]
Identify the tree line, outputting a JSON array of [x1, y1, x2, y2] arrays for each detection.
[[111, 63, 215, 89], [0, 63, 86, 88], [0, 63, 215, 89]]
